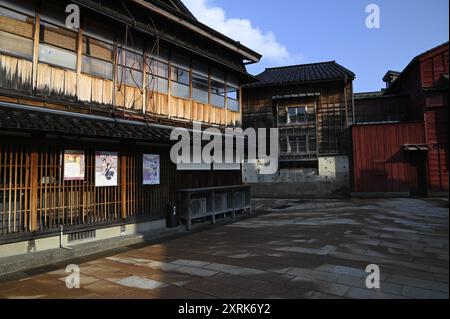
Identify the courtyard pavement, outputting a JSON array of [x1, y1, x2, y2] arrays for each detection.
[[0, 197, 448, 299]]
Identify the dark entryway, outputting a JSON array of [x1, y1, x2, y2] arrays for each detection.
[[408, 151, 428, 197]]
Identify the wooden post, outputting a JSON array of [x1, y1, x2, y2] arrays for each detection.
[[76, 28, 83, 98], [31, 14, 41, 91], [167, 50, 172, 118], [29, 146, 39, 232], [142, 47, 147, 115], [120, 152, 127, 220]]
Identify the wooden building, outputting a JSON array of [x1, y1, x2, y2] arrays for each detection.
[[242, 61, 355, 197], [352, 42, 449, 196], [0, 0, 261, 256]]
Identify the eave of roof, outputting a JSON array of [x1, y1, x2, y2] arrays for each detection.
[[71, 0, 258, 82], [132, 0, 262, 63]]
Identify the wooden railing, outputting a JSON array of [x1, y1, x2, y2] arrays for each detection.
[[177, 185, 252, 231]]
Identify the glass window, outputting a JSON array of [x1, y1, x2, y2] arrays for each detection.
[[0, 6, 34, 59], [147, 74, 168, 94], [82, 56, 113, 79], [39, 43, 77, 70], [81, 36, 113, 79], [227, 85, 239, 112], [211, 80, 225, 108], [286, 136, 308, 154], [171, 66, 190, 85], [287, 107, 307, 124], [171, 65, 190, 99], [192, 72, 209, 104], [192, 60, 209, 103], [146, 58, 169, 94], [38, 21, 78, 69], [117, 66, 143, 87], [117, 47, 143, 87]]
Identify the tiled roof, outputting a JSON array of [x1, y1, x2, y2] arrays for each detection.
[[0, 106, 173, 142], [245, 61, 355, 88]]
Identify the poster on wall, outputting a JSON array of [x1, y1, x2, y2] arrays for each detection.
[[95, 152, 118, 187], [143, 154, 160, 185], [64, 150, 85, 181]]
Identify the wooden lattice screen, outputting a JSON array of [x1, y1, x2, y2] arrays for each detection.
[[0, 142, 175, 235]]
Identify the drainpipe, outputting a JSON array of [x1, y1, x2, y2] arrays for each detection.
[[60, 225, 73, 251]]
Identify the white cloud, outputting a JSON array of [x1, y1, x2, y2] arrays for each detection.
[[183, 0, 303, 64]]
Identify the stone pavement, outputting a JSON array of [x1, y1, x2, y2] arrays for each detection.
[[0, 198, 448, 299]]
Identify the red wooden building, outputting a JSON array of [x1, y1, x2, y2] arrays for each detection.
[[352, 42, 449, 196]]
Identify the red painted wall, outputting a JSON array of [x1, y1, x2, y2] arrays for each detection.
[[420, 44, 449, 192], [352, 122, 426, 193]]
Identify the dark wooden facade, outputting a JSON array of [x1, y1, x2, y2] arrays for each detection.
[[243, 63, 355, 166], [0, 0, 258, 239]]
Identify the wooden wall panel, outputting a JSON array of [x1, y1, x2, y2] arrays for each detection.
[[352, 122, 426, 193], [36, 64, 77, 98], [0, 53, 32, 92]]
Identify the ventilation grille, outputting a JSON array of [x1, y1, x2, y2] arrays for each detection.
[[68, 230, 96, 243]]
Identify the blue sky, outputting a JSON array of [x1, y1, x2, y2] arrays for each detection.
[[184, 0, 449, 92]]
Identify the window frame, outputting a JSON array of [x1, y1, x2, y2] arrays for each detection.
[[0, 5, 35, 60], [116, 46, 144, 87], [146, 56, 169, 94], [81, 35, 114, 80], [38, 20, 78, 70]]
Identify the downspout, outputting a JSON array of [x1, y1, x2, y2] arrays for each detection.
[[60, 225, 73, 251]]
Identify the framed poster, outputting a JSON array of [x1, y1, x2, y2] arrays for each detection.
[[64, 150, 85, 181], [95, 152, 118, 187], [143, 154, 160, 185]]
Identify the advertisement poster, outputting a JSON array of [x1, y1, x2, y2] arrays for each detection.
[[95, 152, 118, 187], [143, 154, 160, 185], [64, 150, 85, 181]]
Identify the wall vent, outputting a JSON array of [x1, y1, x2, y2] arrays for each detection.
[[68, 230, 96, 243]]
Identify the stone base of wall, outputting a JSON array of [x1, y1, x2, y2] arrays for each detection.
[[249, 180, 349, 199], [0, 219, 184, 276]]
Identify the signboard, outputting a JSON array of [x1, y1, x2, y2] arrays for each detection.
[[143, 154, 160, 185], [95, 152, 118, 187], [64, 150, 85, 181]]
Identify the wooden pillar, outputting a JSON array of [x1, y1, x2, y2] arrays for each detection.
[[29, 146, 39, 232], [120, 152, 127, 220], [31, 14, 41, 91], [76, 28, 83, 98]]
